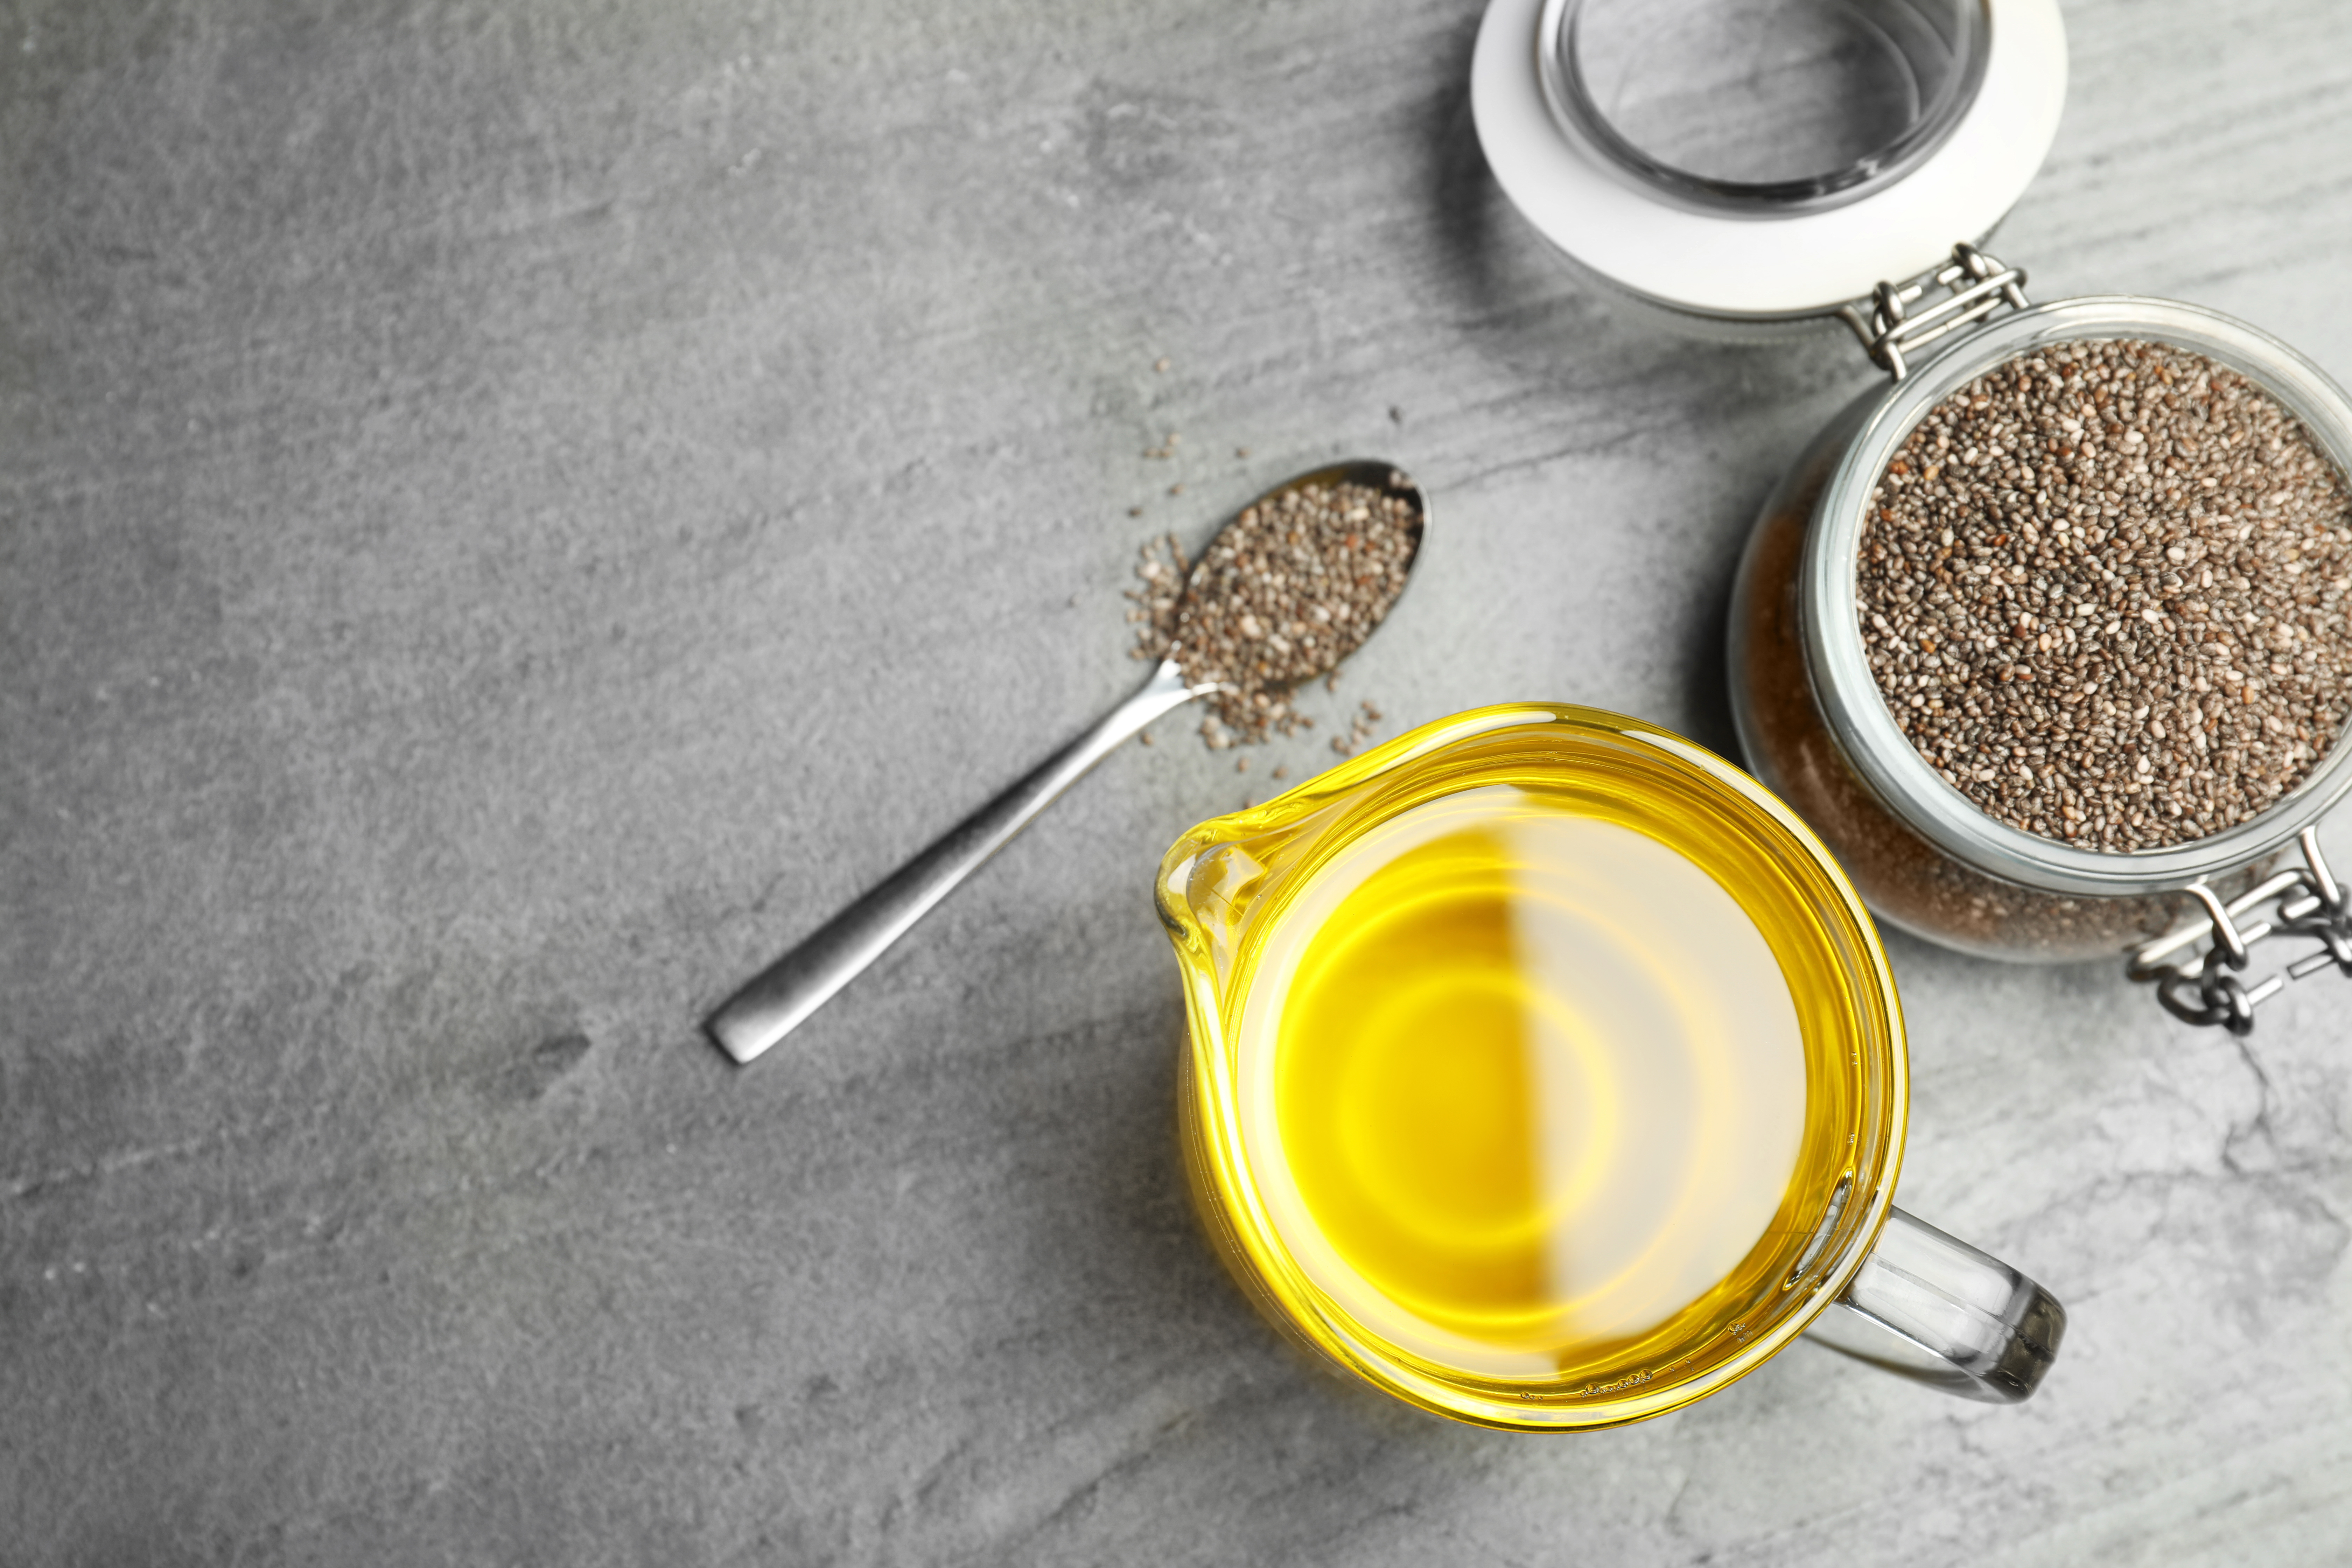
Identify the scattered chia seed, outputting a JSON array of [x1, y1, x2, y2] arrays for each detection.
[[1858, 338, 2352, 852], [1127, 472, 1420, 749], [1330, 698, 1390, 757]]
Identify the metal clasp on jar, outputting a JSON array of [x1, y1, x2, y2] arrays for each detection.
[[2128, 827, 2352, 1034], [1838, 242, 2031, 379]]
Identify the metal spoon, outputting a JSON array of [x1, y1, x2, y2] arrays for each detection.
[[707, 459, 1426, 1065]]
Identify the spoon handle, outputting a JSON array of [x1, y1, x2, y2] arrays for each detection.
[[708, 659, 1201, 1065]]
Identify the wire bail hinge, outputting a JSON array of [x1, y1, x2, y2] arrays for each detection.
[[2128, 828, 2352, 1035], [1839, 243, 2032, 381]]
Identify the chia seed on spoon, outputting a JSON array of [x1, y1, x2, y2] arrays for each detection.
[[1128, 472, 1420, 750]]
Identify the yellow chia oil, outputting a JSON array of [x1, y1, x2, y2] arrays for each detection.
[[1217, 770, 1873, 1381]]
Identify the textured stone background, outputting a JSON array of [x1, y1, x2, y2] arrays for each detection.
[[5, 1, 2350, 1562]]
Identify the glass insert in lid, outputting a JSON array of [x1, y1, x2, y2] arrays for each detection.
[[1548, 0, 1989, 211]]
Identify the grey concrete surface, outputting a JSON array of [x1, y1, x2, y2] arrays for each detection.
[[5, 1, 2351, 1562]]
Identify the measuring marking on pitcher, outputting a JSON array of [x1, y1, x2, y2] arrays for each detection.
[[1232, 785, 1809, 1375]]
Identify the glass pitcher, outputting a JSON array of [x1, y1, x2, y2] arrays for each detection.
[[1155, 704, 2063, 1429]]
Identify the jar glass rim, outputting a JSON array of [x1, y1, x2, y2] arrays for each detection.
[[1801, 296, 2352, 897]]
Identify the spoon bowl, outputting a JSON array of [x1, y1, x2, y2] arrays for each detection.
[[1170, 460, 1426, 708]]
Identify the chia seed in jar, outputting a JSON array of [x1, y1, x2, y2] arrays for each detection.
[[1856, 339, 2352, 854]]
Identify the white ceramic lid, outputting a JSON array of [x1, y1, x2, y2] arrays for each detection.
[[1470, 0, 2068, 319]]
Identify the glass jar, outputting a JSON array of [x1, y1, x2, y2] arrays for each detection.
[[1728, 296, 2352, 964], [1473, 0, 2352, 1027]]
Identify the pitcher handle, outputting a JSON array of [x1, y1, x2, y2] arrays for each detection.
[[1802, 1207, 2066, 1403]]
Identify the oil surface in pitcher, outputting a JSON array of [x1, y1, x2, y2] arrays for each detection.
[[1234, 784, 1814, 1376]]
